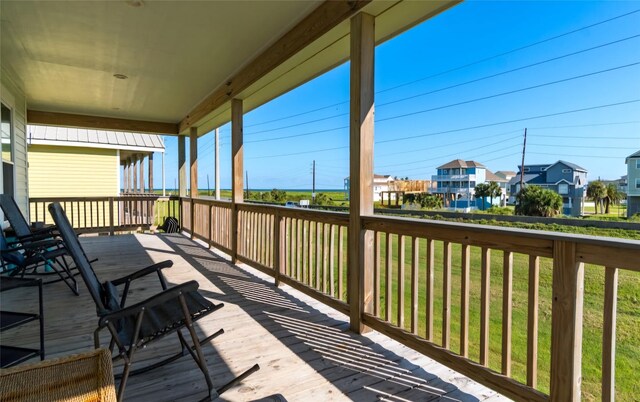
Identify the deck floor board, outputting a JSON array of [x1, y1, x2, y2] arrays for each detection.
[[1, 233, 510, 401]]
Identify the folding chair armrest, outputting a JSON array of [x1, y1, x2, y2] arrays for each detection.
[[111, 260, 173, 286], [99, 280, 200, 325], [15, 231, 58, 243]]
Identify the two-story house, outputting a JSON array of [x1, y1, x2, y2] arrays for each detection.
[[626, 150, 640, 217], [431, 159, 507, 210], [344, 174, 394, 202], [509, 160, 587, 216]]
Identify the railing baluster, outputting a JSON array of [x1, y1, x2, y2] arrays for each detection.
[[316, 221, 322, 290], [329, 224, 335, 297], [480, 247, 491, 366], [297, 219, 302, 280], [502, 251, 513, 376], [527, 255, 539, 388], [323, 223, 329, 293], [426, 238, 434, 342], [289, 218, 295, 276], [374, 231, 381, 317], [411, 236, 419, 334], [398, 235, 405, 328], [460, 244, 470, 357], [385, 232, 392, 322], [602, 266, 618, 402], [338, 225, 344, 301], [308, 221, 314, 287], [442, 241, 451, 348], [302, 220, 308, 284]]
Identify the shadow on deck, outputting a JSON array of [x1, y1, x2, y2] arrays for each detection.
[[2, 233, 505, 401]]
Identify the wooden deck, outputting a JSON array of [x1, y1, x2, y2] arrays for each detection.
[[1, 233, 510, 401]]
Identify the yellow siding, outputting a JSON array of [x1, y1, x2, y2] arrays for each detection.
[[28, 145, 118, 197]]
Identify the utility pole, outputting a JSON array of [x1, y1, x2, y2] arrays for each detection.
[[312, 160, 316, 202], [245, 171, 249, 199], [519, 128, 527, 192], [215, 128, 220, 200]]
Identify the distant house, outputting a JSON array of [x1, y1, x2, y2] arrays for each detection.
[[344, 174, 394, 202], [495, 170, 516, 201], [626, 150, 640, 217], [27, 125, 165, 200], [431, 159, 507, 210], [601, 175, 627, 195], [509, 160, 587, 216]]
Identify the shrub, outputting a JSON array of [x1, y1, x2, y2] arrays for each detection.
[[515, 186, 563, 217], [486, 206, 513, 215], [404, 192, 443, 209]]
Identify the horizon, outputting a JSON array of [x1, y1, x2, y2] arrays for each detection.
[[134, 1, 640, 191]]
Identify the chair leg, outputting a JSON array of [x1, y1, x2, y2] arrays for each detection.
[[178, 295, 214, 399]]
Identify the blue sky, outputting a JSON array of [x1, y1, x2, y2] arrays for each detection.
[[155, 0, 640, 191]]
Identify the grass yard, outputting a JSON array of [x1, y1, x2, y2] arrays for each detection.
[[282, 221, 639, 401]]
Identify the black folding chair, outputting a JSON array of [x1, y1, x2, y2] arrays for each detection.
[[0, 229, 79, 295], [48, 202, 259, 401], [0, 194, 58, 242]]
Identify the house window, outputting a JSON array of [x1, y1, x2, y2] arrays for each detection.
[[1, 103, 14, 196], [636, 159, 640, 169], [636, 179, 640, 189], [558, 183, 569, 194], [441, 169, 448, 175], [562, 169, 571, 173], [523, 167, 530, 172]]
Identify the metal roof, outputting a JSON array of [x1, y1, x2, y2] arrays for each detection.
[[28, 125, 164, 153]]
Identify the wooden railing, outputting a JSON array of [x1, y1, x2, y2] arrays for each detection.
[[30, 195, 639, 401], [29, 195, 181, 234], [178, 198, 639, 402]]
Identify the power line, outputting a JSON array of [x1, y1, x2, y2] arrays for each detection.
[[243, 36, 640, 137], [376, 129, 521, 158], [244, 100, 640, 159], [245, 64, 639, 146], [377, 34, 640, 109], [376, 99, 640, 144], [528, 143, 636, 149], [375, 61, 640, 124], [528, 151, 625, 159], [528, 120, 640, 130], [530, 134, 639, 140], [376, 9, 640, 96], [376, 134, 522, 168], [243, 9, 640, 128]]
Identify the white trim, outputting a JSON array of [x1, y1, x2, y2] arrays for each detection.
[[28, 139, 164, 153], [116, 149, 121, 194]]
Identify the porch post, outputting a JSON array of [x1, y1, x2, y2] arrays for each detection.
[[178, 136, 187, 197], [231, 99, 243, 264], [148, 153, 154, 194], [550, 240, 584, 401], [215, 128, 220, 200], [132, 156, 138, 193], [139, 154, 145, 193], [124, 160, 129, 193], [348, 12, 375, 334], [190, 127, 198, 198]]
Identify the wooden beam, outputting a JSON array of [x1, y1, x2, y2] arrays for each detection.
[[190, 127, 198, 198], [132, 157, 138, 193], [348, 12, 375, 334], [179, 0, 372, 133], [231, 99, 244, 263], [27, 110, 178, 134], [178, 136, 187, 197]]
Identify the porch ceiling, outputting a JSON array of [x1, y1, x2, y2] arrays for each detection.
[[1, 0, 460, 135]]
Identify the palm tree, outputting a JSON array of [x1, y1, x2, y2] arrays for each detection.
[[474, 183, 490, 210], [604, 183, 622, 214], [586, 181, 606, 214], [488, 181, 502, 207]]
